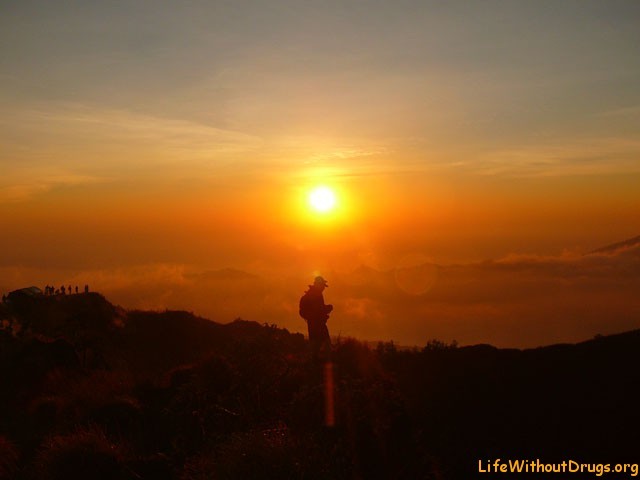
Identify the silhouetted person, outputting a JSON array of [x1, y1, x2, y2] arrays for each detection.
[[61, 285, 66, 295], [84, 284, 89, 293], [299, 276, 333, 360], [68, 285, 72, 295], [75, 286, 78, 294]]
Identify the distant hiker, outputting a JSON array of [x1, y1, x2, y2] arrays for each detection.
[[61, 285, 66, 295], [299, 276, 333, 360], [68, 285, 72, 295], [84, 284, 89, 293], [75, 286, 78, 294]]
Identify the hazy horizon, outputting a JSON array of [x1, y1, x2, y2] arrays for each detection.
[[2, 234, 639, 349]]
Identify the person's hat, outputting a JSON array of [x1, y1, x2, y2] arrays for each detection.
[[314, 276, 328, 287]]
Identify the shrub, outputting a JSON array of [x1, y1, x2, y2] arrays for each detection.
[[34, 426, 127, 480], [181, 425, 312, 480], [0, 436, 19, 479]]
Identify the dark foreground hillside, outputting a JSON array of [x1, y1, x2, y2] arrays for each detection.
[[1, 293, 639, 479]]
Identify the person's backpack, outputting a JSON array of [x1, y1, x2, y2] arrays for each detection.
[[299, 291, 312, 321]]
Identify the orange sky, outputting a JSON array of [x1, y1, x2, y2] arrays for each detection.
[[1, 1, 640, 346]]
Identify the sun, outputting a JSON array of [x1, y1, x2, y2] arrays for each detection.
[[308, 186, 336, 213]]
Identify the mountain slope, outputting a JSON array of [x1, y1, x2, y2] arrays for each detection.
[[1, 292, 639, 479]]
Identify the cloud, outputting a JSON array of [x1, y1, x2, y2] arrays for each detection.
[[597, 105, 640, 118], [321, 242, 640, 346], [0, 102, 273, 202], [5, 103, 263, 156], [0, 170, 103, 202], [586, 236, 640, 257], [0, 101, 401, 197], [473, 137, 640, 177], [2, 237, 639, 349]]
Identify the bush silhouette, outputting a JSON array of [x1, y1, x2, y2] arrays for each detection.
[[34, 426, 127, 480], [2, 292, 639, 479], [0, 436, 19, 479]]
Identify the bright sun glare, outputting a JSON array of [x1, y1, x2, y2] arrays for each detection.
[[309, 186, 336, 213]]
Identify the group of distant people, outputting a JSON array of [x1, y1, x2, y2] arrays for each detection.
[[44, 284, 89, 296], [5, 275, 331, 361]]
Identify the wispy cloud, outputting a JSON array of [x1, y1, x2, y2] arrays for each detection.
[[3, 102, 263, 157], [473, 136, 640, 177], [0, 102, 268, 201], [597, 105, 640, 118], [0, 170, 103, 202]]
